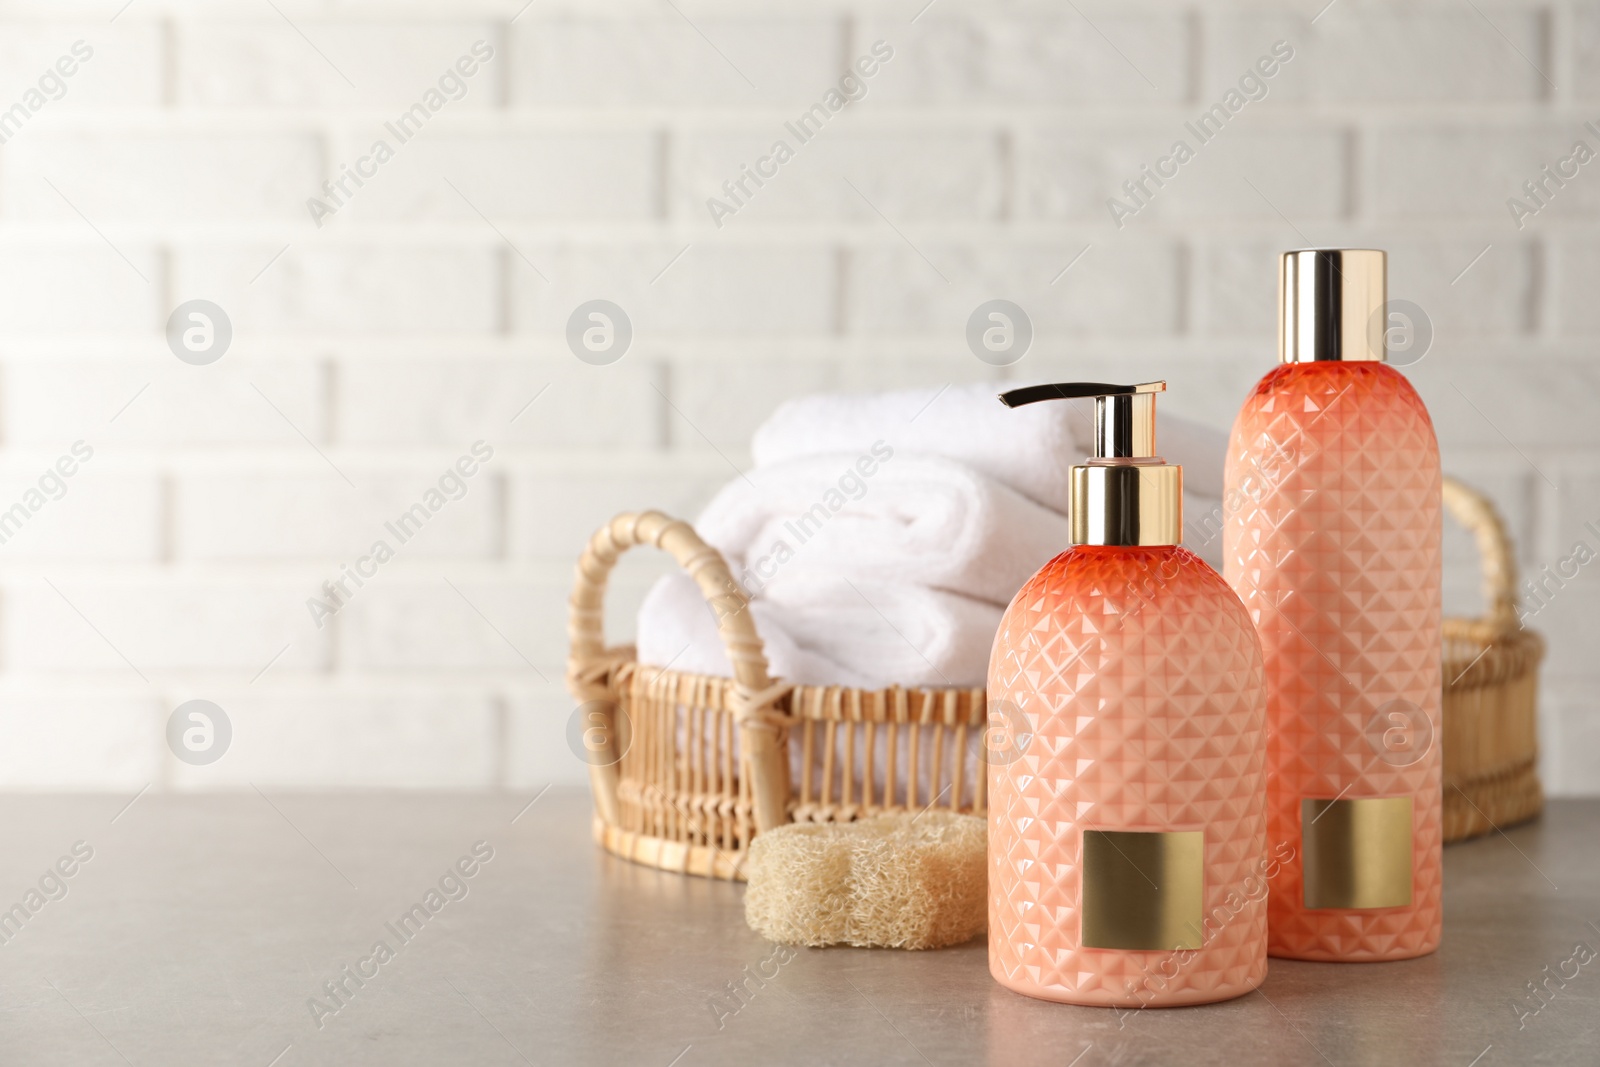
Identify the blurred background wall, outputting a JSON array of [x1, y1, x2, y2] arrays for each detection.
[[0, 0, 1594, 794]]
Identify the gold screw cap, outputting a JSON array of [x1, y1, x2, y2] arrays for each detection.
[[1279, 248, 1387, 364]]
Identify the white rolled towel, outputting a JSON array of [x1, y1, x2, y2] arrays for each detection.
[[750, 381, 1231, 514], [759, 573, 1003, 688], [752, 382, 1082, 514], [636, 572, 1001, 689], [635, 571, 877, 689], [695, 452, 1073, 606]]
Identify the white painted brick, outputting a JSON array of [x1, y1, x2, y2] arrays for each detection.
[[336, 356, 662, 449], [341, 573, 656, 673], [1548, 468, 1600, 566], [1368, 125, 1600, 223], [1192, 240, 1279, 339], [1203, 10, 1544, 102], [507, 458, 729, 560], [0, 25, 162, 110], [1193, 237, 1535, 338], [668, 357, 840, 454], [674, 128, 1003, 225], [1554, 241, 1600, 334], [866, 15, 1188, 104], [846, 240, 1180, 337], [1373, 239, 1536, 339], [1409, 356, 1598, 449], [172, 245, 498, 334], [1545, 686, 1600, 795], [0, 459, 161, 563], [1536, 678, 1564, 795], [5, 580, 328, 674], [176, 466, 501, 561], [835, 355, 1006, 394], [510, 16, 840, 106], [2, 134, 323, 223], [176, 22, 500, 108], [342, 131, 658, 223], [1022, 125, 1345, 223], [506, 687, 591, 789], [1577, 5, 1600, 101], [341, 578, 567, 674], [509, 244, 835, 335], [0, 694, 159, 788], [1527, 581, 1600, 683], [168, 692, 498, 789], [1440, 576, 1481, 625], [0, 244, 156, 334], [2, 357, 323, 447]]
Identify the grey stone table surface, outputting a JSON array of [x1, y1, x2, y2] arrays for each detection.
[[0, 789, 1595, 1067]]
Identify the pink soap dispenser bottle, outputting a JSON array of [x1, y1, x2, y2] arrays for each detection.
[[1224, 249, 1442, 962], [987, 381, 1270, 1007]]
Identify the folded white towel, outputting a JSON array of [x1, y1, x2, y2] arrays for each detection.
[[695, 453, 1072, 605], [636, 571, 877, 689], [752, 382, 1082, 514], [759, 574, 1003, 688], [750, 380, 1232, 510], [636, 572, 1001, 689]]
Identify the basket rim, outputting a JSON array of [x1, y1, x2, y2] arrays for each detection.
[[611, 649, 988, 725]]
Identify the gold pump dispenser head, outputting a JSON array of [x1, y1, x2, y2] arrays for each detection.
[[998, 381, 1182, 547], [1279, 248, 1387, 364]]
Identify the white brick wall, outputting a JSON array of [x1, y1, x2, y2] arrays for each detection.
[[0, 0, 1595, 795], [4, 131, 324, 222], [175, 21, 505, 109]]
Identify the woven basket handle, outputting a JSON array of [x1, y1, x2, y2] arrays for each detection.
[[1442, 476, 1519, 633], [566, 510, 791, 834]]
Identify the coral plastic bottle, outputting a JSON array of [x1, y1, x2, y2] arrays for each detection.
[[988, 382, 1269, 1007], [1224, 250, 1442, 962]]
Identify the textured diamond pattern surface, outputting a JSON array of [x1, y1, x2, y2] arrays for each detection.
[[988, 546, 1268, 1006], [1224, 362, 1443, 962]]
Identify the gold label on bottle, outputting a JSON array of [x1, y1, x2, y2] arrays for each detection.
[[1081, 830, 1205, 950], [1301, 797, 1413, 910]]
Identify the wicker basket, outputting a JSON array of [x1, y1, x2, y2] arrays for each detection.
[[1441, 476, 1545, 843], [567, 511, 985, 881], [568, 481, 1544, 877]]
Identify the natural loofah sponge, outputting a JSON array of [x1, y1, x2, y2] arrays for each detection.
[[743, 812, 986, 950]]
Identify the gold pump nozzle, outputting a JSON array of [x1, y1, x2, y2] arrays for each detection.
[[998, 381, 1182, 547]]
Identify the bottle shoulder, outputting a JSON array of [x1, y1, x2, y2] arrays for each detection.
[[1242, 361, 1427, 409], [1004, 546, 1253, 624], [990, 546, 1267, 698], [1232, 362, 1438, 452]]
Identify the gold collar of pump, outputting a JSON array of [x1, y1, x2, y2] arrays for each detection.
[[1069, 464, 1182, 547], [998, 380, 1183, 548]]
